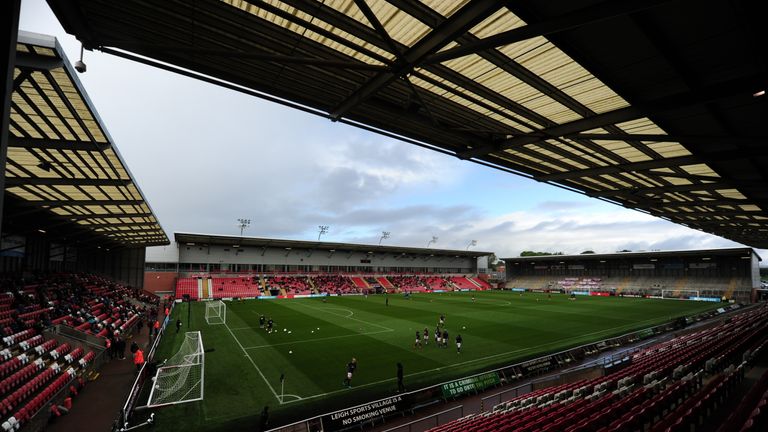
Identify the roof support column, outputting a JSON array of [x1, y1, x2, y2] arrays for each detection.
[[0, 0, 21, 234]]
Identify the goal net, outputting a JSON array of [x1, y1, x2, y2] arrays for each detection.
[[147, 331, 204, 407], [661, 289, 700, 300], [205, 300, 226, 325]]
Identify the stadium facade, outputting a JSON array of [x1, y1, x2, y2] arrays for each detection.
[[504, 247, 761, 302], [144, 232, 492, 295]]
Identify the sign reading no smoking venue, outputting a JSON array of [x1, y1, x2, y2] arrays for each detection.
[[322, 395, 404, 431]]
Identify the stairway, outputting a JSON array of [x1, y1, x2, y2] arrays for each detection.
[[615, 277, 631, 295], [723, 277, 739, 300], [201, 278, 210, 299], [672, 277, 689, 297]]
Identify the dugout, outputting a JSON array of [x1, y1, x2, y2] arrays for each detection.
[[0, 28, 168, 287]]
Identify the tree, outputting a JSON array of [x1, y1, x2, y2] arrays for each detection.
[[487, 253, 499, 271], [581, 250, 595, 254], [617, 249, 632, 253], [520, 251, 564, 257]]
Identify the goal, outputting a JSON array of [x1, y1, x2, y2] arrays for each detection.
[[205, 300, 226, 325], [147, 331, 204, 407], [661, 289, 700, 300]]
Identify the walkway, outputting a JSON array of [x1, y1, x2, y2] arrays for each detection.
[[46, 325, 152, 432]]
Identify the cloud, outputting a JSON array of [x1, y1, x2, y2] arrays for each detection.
[[533, 201, 595, 212]]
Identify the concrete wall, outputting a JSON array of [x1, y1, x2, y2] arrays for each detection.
[[144, 271, 176, 294], [175, 244, 476, 273]]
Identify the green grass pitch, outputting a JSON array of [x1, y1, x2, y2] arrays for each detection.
[[150, 291, 721, 431]]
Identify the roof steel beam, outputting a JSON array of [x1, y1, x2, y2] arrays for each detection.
[[8, 136, 110, 151], [328, 0, 501, 119], [636, 199, 750, 209], [424, 0, 673, 65], [85, 41, 387, 71], [15, 199, 144, 206], [536, 155, 700, 182], [62, 212, 154, 220], [589, 182, 731, 198], [5, 177, 131, 186], [14, 51, 63, 70]]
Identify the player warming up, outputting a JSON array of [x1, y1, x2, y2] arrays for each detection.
[[423, 327, 429, 346], [414, 331, 422, 349]]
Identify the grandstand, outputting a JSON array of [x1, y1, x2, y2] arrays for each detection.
[[504, 248, 762, 303], [143, 233, 494, 298], [0, 29, 168, 432]]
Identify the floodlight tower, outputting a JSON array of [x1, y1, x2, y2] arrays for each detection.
[[426, 236, 438, 247], [318, 225, 329, 241], [466, 240, 477, 250], [379, 231, 391, 245], [237, 218, 251, 236]]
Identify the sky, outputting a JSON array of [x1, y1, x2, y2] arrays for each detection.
[[17, 0, 768, 263]]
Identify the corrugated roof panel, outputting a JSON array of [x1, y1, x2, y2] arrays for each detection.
[[599, 174, 631, 188], [421, 0, 468, 19], [682, 164, 720, 177], [644, 142, 692, 158], [716, 189, 747, 200], [372, 4, 432, 47], [224, 0, 394, 64], [468, 8, 526, 39], [615, 118, 666, 135]]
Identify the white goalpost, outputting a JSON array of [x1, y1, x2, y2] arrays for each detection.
[[147, 331, 205, 408], [205, 300, 226, 325], [661, 289, 700, 299]]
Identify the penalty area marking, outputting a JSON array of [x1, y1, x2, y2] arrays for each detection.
[[242, 329, 392, 349], [222, 318, 298, 405], [428, 296, 512, 307]]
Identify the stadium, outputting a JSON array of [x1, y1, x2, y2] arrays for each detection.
[[1, 1, 767, 432]]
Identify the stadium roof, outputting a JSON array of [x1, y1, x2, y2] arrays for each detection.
[[6, 31, 168, 247], [503, 247, 761, 262], [175, 232, 492, 257], [47, 0, 768, 247]]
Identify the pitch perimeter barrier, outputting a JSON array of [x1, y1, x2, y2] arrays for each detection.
[[266, 303, 744, 432], [119, 301, 175, 430]]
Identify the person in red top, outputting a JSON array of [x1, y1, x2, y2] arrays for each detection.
[[134, 348, 145, 371], [153, 319, 160, 337]]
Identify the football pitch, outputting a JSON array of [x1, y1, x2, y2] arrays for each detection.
[[151, 291, 721, 431]]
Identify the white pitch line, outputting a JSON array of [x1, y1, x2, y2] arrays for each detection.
[[294, 303, 395, 332], [243, 329, 392, 349], [222, 319, 284, 405], [280, 315, 673, 404], [428, 296, 512, 306]]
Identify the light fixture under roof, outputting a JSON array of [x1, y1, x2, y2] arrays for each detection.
[[753, 90, 765, 97]]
